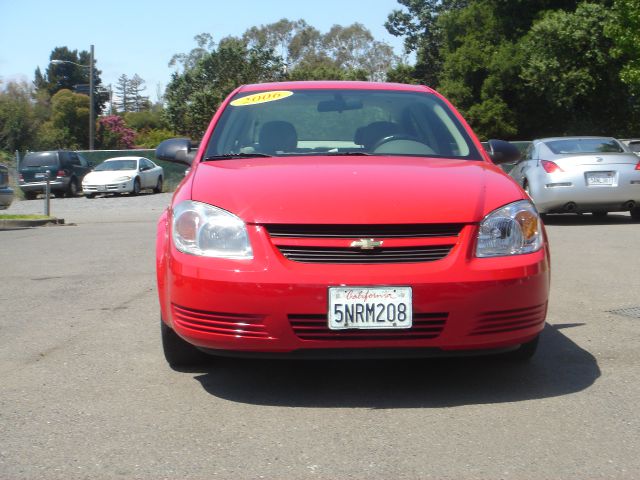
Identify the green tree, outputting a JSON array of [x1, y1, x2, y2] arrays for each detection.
[[37, 89, 90, 149], [519, 2, 631, 136], [164, 37, 285, 137], [607, 0, 640, 97], [35, 46, 106, 116], [0, 80, 38, 152]]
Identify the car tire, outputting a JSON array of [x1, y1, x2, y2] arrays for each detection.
[[503, 335, 539, 362], [631, 207, 640, 222], [153, 176, 163, 194], [24, 191, 38, 200], [86, 193, 96, 199], [66, 178, 79, 197], [132, 178, 141, 196], [161, 320, 208, 368]]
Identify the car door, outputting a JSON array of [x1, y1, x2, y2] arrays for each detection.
[[139, 159, 155, 188], [510, 143, 534, 187]]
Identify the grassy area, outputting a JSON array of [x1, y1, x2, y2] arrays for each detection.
[[0, 214, 53, 220]]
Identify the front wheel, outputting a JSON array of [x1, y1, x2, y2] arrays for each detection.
[[131, 178, 141, 196], [161, 320, 209, 368], [503, 335, 539, 362], [153, 176, 163, 194]]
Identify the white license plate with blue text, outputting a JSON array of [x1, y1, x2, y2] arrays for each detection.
[[328, 286, 412, 330], [586, 171, 614, 186]]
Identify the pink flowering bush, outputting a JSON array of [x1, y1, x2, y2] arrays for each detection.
[[96, 115, 136, 149]]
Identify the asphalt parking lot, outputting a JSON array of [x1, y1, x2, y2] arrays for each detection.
[[1, 194, 639, 479]]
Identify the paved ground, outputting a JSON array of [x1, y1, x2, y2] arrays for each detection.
[[1, 194, 639, 479]]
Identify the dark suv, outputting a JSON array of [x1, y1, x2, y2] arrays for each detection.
[[19, 151, 92, 199]]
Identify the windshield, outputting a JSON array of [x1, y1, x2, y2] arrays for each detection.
[[95, 160, 138, 171], [545, 138, 624, 154], [205, 89, 482, 160], [22, 152, 59, 168]]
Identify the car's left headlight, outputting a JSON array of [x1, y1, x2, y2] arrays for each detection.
[[171, 200, 253, 259], [115, 176, 132, 182], [476, 200, 543, 257]]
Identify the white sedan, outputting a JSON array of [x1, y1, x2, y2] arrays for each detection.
[[82, 156, 164, 198]]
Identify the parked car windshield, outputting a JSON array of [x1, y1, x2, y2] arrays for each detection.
[[205, 89, 482, 160], [22, 152, 59, 168], [95, 160, 138, 171], [545, 138, 624, 154]]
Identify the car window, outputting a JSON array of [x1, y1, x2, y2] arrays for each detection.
[[205, 89, 482, 160], [22, 152, 60, 168], [95, 160, 138, 171], [545, 138, 624, 154]]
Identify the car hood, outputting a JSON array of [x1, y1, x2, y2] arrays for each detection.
[[84, 170, 137, 182], [190, 156, 524, 224]]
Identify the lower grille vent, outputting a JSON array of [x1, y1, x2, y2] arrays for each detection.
[[289, 312, 447, 341], [172, 304, 268, 339], [470, 303, 547, 336]]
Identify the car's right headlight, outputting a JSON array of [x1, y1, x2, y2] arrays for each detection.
[[475, 200, 543, 257], [171, 200, 253, 259]]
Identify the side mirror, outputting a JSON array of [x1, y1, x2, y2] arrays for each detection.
[[486, 139, 521, 165], [156, 138, 199, 166]]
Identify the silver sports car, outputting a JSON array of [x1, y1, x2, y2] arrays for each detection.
[[510, 136, 640, 219]]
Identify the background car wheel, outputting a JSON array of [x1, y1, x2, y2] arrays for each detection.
[[23, 191, 38, 200], [502, 335, 539, 362], [132, 178, 141, 196], [161, 320, 209, 368], [153, 176, 163, 194], [631, 207, 640, 222], [66, 179, 79, 197], [85, 193, 96, 199]]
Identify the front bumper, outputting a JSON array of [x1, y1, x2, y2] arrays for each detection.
[[158, 220, 550, 355], [83, 179, 134, 194], [19, 179, 68, 193]]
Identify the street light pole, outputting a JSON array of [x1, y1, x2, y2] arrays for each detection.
[[89, 44, 95, 150]]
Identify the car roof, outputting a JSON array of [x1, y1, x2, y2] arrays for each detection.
[[535, 136, 618, 143], [236, 80, 436, 94], [103, 156, 144, 162]]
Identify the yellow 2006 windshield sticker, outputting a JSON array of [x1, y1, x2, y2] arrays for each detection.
[[230, 90, 293, 106]]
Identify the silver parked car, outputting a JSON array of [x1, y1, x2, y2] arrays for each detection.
[[510, 136, 640, 220]]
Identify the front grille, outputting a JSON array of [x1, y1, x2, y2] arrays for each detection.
[[265, 223, 464, 238], [172, 304, 269, 339], [289, 312, 447, 341], [278, 245, 454, 264], [470, 303, 547, 335]]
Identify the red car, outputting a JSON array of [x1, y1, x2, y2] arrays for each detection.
[[156, 81, 550, 367]]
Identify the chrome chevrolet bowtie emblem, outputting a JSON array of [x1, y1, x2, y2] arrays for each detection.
[[350, 238, 383, 250]]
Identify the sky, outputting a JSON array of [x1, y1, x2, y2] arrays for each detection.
[[0, 0, 410, 102]]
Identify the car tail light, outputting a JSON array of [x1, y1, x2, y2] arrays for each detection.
[[19, 173, 24, 181], [541, 160, 564, 173], [635, 160, 640, 170], [56, 170, 67, 178]]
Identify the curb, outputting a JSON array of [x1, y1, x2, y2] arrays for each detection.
[[0, 217, 66, 230]]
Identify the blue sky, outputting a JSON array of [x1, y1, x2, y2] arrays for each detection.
[[0, 0, 409, 101]]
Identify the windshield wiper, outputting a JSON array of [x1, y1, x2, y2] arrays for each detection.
[[203, 153, 272, 161], [322, 151, 372, 156]]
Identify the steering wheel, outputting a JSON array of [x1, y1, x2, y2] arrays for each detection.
[[372, 134, 434, 154]]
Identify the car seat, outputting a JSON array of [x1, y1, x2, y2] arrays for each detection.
[[259, 121, 298, 154]]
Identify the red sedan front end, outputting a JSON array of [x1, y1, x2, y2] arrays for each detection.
[[156, 81, 550, 366]]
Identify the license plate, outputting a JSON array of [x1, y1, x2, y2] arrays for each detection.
[[98, 185, 107, 192], [328, 286, 412, 330], [35, 173, 46, 179], [586, 171, 614, 186]]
